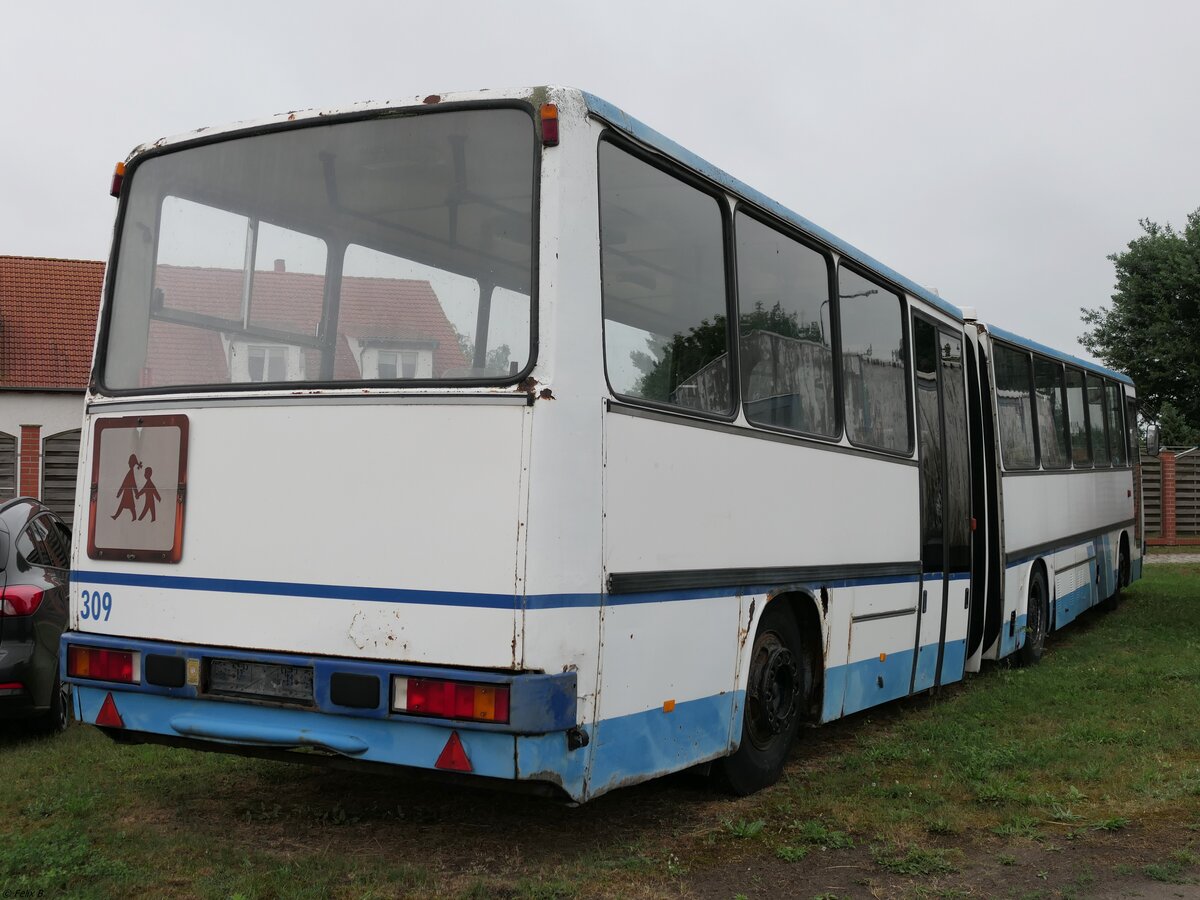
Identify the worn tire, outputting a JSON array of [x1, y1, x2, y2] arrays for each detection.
[[717, 603, 809, 796], [1103, 538, 1131, 612], [1017, 568, 1049, 666], [35, 671, 70, 736]]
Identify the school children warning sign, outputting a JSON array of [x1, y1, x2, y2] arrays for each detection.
[[88, 415, 189, 563]]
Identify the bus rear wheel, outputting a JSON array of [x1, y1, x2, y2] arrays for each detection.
[[1104, 538, 1131, 611], [1018, 568, 1048, 666], [718, 603, 809, 795]]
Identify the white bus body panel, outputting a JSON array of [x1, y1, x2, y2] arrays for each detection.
[[74, 402, 527, 669]]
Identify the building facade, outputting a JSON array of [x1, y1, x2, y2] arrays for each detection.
[[0, 256, 104, 523]]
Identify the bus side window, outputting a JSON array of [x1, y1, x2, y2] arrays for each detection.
[[838, 266, 909, 453], [1033, 356, 1070, 469], [992, 344, 1037, 470], [734, 211, 838, 438], [1065, 367, 1091, 466], [1086, 374, 1110, 468], [1105, 381, 1127, 466], [598, 141, 733, 416]]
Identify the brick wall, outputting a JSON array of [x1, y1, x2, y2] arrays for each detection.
[[18, 424, 41, 499]]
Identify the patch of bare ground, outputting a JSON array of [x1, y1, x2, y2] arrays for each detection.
[[684, 822, 1200, 899]]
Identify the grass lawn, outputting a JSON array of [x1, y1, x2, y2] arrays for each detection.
[[1, 564, 1198, 898]]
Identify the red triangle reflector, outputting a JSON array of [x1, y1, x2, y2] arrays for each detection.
[[434, 731, 472, 772], [96, 692, 124, 728]]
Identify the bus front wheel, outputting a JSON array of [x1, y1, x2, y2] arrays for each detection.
[[719, 603, 808, 795]]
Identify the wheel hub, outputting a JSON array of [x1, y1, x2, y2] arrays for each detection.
[[748, 638, 800, 743]]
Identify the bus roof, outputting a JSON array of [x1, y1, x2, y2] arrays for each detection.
[[582, 92, 964, 323], [982, 322, 1134, 386]]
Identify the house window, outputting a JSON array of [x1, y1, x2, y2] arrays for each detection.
[[377, 350, 420, 379], [248, 346, 287, 382], [227, 341, 305, 383], [360, 346, 433, 379]]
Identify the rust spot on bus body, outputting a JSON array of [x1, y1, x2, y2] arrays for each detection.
[[423, 94, 442, 105]]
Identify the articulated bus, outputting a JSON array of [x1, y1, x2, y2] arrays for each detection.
[[62, 87, 1142, 802]]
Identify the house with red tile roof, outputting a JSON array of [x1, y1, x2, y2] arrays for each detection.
[[2, 255, 465, 522], [0, 256, 103, 522]]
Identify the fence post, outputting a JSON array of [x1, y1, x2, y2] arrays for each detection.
[[1160, 449, 1177, 544], [18, 424, 41, 500]]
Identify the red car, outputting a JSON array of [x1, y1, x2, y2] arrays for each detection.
[[0, 498, 71, 733]]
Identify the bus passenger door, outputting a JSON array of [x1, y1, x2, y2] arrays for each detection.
[[911, 319, 972, 693]]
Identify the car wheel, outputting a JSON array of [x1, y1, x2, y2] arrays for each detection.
[[717, 602, 809, 795], [36, 672, 70, 735]]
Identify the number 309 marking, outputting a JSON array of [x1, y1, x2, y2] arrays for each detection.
[[80, 590, 113, 621]]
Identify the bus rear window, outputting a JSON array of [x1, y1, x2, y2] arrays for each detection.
[[103, 107, 535, 391]]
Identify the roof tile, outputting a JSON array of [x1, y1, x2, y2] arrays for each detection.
[[0, 256, 104, 390]]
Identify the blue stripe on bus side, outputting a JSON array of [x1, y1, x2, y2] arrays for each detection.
[[70, 569, 927, 610]]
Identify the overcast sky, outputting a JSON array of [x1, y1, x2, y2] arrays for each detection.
[[3, 1, 1197, 362]]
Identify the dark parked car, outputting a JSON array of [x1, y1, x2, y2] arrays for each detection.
[[0, 498, 71, 733]]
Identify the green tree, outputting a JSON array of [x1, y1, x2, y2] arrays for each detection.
[[1080, 209, 1200, 443], [632, 301, 817, 401]]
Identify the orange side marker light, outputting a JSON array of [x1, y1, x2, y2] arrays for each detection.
[[540, 103, 559, 147]]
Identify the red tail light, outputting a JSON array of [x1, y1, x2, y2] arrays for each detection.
[[392, 676, 510, 724], [0, 585, 45, 616], [67, 645, 139, 684]]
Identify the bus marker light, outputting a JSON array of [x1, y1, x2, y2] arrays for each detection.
[[879, 653, 886, 662], [434, 731, 472, 772], [110, 161, 125, 197], [540, 104, 559, 147], [96, 692, 124, 728], [662, 699, 675, 713]]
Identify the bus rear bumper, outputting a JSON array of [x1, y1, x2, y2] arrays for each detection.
[[64, 633, 587, 798]]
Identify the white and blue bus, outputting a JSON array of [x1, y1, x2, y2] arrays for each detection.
[[62, 87, 1142, 802]]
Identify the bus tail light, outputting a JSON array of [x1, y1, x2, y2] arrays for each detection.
[[0, 585, 45, 616], [110, 161, 125, 197], [67, 645, 140, 684], [540, 103, 559, 147], [392, 676, 510, 724]]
